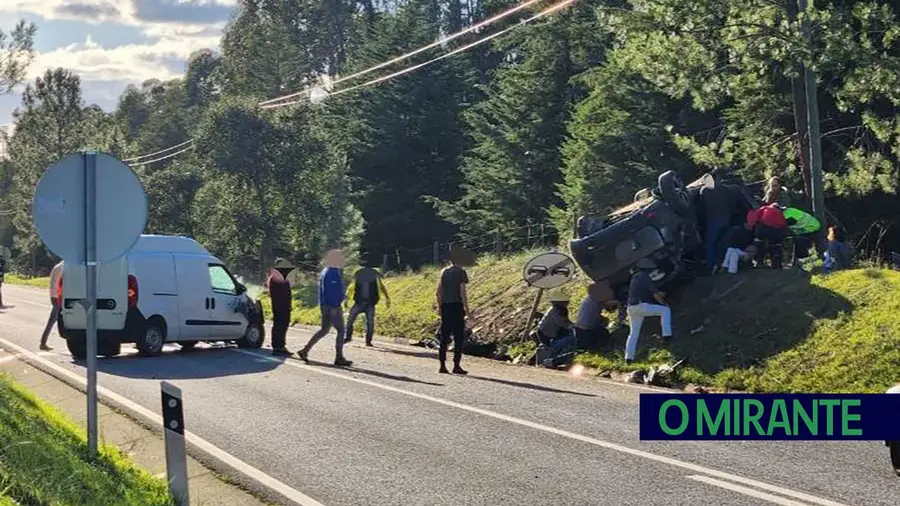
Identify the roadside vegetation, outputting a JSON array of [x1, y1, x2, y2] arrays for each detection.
[[250, 252, 900, 394], [0, 374, 174, 506]]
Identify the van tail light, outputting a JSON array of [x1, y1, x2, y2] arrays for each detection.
[[56, 275, 63, 307], [127, 275, 138, 308]]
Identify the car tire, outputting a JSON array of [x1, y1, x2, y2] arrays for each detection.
[[237, 322, 265, 349], [658, 170, 691, 216], [66, 338, 87, 360], [179, 341, 198, 351], [136, 319, 166, 357], [99, 340, 121, 357]]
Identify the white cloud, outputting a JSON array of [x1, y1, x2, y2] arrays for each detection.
[[28, 33, 222, 83], [0, 1, 237, 27]]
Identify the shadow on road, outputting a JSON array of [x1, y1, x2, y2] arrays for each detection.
[[466, 375, 597, 397], [366, 345, 437, 360], [294, 357, 444, 386], [88, 346, 281, 380]]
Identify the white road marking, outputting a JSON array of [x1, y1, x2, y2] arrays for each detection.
[[686, 475, 816, 506], [234, 348, 851, 506], [0, 337, 325, 506]]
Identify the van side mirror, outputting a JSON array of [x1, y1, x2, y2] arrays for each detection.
[[236, 283, 247, 294]]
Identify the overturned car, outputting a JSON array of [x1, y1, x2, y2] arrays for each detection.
[[569, 170, 760, 301]]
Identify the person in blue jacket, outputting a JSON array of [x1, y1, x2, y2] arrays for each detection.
[[297, 249, 353, 367]]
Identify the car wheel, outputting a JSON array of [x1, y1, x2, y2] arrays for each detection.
[[137, 319, 166, 357], [179, 341, 198, 351], [658, 170, 691, 216], [237, 322, 265, 349], [66, 338, 87, 360], [99, 340, 121, 357]]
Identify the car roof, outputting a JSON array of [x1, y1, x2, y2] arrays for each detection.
[[130, 235, 211, 255]]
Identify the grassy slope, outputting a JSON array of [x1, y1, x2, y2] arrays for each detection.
[[2, 274, 50, 288], [0, 374, 174, 506], [12, 254, 898, 393], [260, 252, 900, 394]]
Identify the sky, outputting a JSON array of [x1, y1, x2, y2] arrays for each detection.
[[0, 0, 239, 126]]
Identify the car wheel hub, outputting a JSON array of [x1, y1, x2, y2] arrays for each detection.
[[146, 329, 163, 350]]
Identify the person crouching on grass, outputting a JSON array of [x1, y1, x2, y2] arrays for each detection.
[[624, 258, 672, 364]]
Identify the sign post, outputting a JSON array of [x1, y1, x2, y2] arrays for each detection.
[[161, 381, 190, 505], [33, 151, 147, 456], [521, 251, 576, 367]]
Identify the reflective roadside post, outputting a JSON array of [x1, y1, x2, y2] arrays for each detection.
[[33, 151, 147, 456], [161, 381, 190, 505]]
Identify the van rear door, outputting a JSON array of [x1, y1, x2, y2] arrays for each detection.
[[61, 258, 128, 331]]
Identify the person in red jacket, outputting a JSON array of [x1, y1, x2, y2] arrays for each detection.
[[746, 205, 788, 268]]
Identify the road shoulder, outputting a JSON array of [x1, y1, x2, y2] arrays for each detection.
[[0, 347, 271, 506]]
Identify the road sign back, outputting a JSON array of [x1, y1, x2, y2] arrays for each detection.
[[32, 152, 147, 265], [523, 251, 575, 289]]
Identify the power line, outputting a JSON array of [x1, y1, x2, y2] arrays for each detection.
[[122, 139, 194, 163], [126, 143, 196, 167], [266, 0, 575, 109], [118, 0, 573, 164], [257, 0, 548, 107]]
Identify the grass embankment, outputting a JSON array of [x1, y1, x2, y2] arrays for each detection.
[[0, 374, 174, 506], [2, 274, 50, 288], [262, 251, 900, 394]]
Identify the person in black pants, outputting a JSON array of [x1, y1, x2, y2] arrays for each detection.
[[266, 257, 295, 356], [435, 247, 471, 375]]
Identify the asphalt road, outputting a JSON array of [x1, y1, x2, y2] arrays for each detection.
[[1, 283, 897, 506]]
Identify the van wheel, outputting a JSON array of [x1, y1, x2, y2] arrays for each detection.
[[99, 340, 121, 357], [237, 322, 265, 349], [179, 341, 198, 351], [137, 319, 166, 357], [658, 170, 691, 216], [66, 338, 87, 360]]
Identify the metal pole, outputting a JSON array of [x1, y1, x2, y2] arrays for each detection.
[[797, 0, 826, 252], [161, 381, 190, 505], [523, 288, 544, 367], [83, 151, 99, 456], [433, 241, 439, 265]]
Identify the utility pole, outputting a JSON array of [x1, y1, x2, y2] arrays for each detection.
[[797, 0, 826, 251]]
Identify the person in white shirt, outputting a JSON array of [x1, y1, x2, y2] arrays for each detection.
[[39, 261, 63, 351]]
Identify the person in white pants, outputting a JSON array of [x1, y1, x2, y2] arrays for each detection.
[[722, 244, 757, 274], [624, 259, 672, 363]]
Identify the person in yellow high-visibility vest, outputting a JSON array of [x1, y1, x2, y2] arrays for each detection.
[[783, 207, 821, 266]]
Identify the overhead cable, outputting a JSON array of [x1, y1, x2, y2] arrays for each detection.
[[122, 139, 194, 162], [266, 0, 576, 109], [126, 143, 196, 167], [257, 0, 548, 107]]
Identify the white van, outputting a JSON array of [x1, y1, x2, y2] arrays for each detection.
[[59, 235, 265, 359]]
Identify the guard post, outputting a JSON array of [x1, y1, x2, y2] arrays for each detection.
[[161, 381, 190, 505]]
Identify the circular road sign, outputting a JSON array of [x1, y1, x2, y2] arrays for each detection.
[[523, 251, 576, 290], [32, 152, 147, 265]]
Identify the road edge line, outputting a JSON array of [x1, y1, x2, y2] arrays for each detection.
[[234, 348, 851, 506], [0, 336, 324, 506], [686, 475, 816, 506]]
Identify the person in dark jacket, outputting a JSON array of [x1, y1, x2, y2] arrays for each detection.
[[824, 226, 853, 273], [624, 259, 672, 363], [700, 172, 734, 272], [537, 291, 576, 352], [266, 258, 295, 356], [345, 252, 390, 347], [436, 245, 472, 375], [298, 249, 352, 367], [719, 223, 757, 274]]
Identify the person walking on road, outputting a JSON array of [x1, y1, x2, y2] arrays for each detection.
[[38, 261, 64, 351], [345, 252, 390, 347], [266, 257, 295, 356], [436, 245, 471, 375], [624, 259, 672, 364], [298, 249, 352, 367]]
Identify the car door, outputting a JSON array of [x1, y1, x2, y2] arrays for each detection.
[[175, 255, 212, 340], [206, 263, 248, 339]]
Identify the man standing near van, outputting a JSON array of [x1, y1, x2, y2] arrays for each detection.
[[38, 261, 64, 351], [345, 252, 390, 347], [267, 258, 295, 356], [298, 249, 352, 367]]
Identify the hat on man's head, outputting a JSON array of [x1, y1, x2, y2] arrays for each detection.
[[273, 257, 295, 269]]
